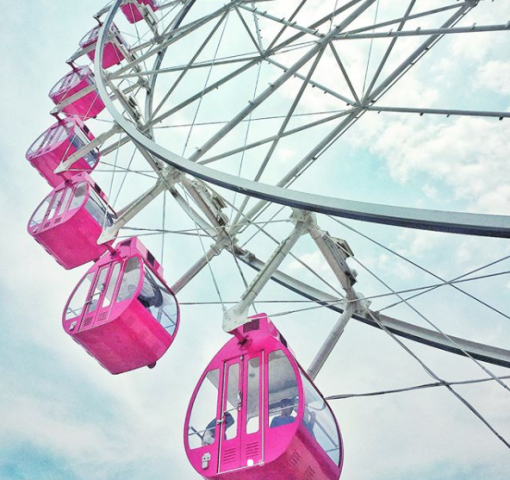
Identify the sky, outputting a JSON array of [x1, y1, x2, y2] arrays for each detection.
[[1, 1, 510, 480]]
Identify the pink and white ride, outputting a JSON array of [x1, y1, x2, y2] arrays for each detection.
[[63, 237, 180, 375], [26, 117, 100, 187], [49, 66, 105, 119], [28, 173, 116, 269], [121, 0, 159, 24], [185, 314, 343, 480], [79, 24, 128, 69]]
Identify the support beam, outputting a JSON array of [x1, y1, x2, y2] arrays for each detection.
[[306, 219, 366, 377], [172, 245, 221, 294], [237, 252, 510, 369], [55, 125, 122, 173], [365, 105, 510, 119], [336, 23, 510, 40], [223, 210, 312, 332], [98, 179, 169, 244], [307, 303, 356, 380]]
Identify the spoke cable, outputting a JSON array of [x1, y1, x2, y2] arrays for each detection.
[[346, 247, 510, 395], [326, 374, 510, 401]]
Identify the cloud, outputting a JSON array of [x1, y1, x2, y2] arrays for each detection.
[[2, 2, 510, 480], [476, 60, 510, 96], [366, 117, 510, 214]]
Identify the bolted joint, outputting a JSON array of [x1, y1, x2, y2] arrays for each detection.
[[352, 292, 371, 316], [309, 225, 357, 291], [190, 179, 229, 226], [290, 209, 316, 231]]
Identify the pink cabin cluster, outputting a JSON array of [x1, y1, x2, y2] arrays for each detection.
[[25, 4, 345, 480], [26, 8, 181, 376]]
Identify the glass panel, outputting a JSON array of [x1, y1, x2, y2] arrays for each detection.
[[47, 190, 64, 221], [65, 272, 94, 320], [82, 26, 99, 45], [85, 189, 115, 228], [86, 266, 109, 314], [116, 257, 141, 303], [28, 129, 51, 155], [139, 267, 178, 335], [73, 126, 99, 168], [50, 76, 66, 96], [68, 130, 86, 156], [57, 71, 80, 96], [30, 194, 52, 228], [69, 182, 87, 210], [188, 369, 220, 450], [102, 262, 121, 309], [224, 363, 239, 441], [246, 357, 260, 434], [82, 149, 98, 168], [300, 371, 341, 465], [57, 187, 73, 216], [51, 123, 70, 148], [268, 350, 299, 428]]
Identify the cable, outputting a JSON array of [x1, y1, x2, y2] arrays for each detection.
[[326, 374, 510, 401], [182, 11, 230, 157], [366, 307, 510, 450], [328, 216, 510, 322]]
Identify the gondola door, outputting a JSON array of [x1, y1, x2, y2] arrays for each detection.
[[79, 265, 110, 332], [218, 356, 243, 473], [240, 353, 264, 468], [218, 353, 264, 474], [92, 262, 121, 327], [79, 261, 121, 332]]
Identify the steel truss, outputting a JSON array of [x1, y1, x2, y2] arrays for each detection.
[[78, 0, 510, 383]]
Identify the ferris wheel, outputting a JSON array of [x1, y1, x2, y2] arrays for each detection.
[[26, 0, 510, 478]]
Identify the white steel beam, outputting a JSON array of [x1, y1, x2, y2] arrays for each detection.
[[237, 252, 510, 369], [98, 179, 170, 244], [223, 210, 312, 332], [365, 105, 510, 119], [336, 23, 510, 40], [307, 303, 356, 380], [55, 124, 122, 173]]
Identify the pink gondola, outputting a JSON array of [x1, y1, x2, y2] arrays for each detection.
[[144, 0, 159, 11], [121, 0, 159, 23], [49, 66, 105, 119], [185, 314, 343, 480], [63, 237, 180, 374], [26, 117, 100, 187], [79, 24, 128, 69], [28, 173, 116, 270]]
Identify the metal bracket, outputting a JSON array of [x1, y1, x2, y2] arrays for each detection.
[[182, 177, 229, 228], [308, 222, 357, 295]]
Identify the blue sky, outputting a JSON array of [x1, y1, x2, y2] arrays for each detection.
[[1, 1, 510, 479]]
